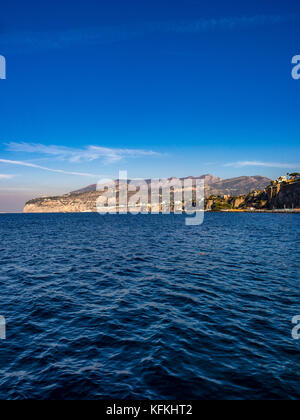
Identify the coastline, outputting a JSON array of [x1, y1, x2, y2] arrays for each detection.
[[210, 209, 300, 213], [17, 209, 300, 215]]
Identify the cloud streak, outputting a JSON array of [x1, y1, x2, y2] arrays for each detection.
[[0, 174, 14, 180], [225, 161, 300, 169], [1, 14, 299, 53], [0, 158, 99, 177], [6, 142, 160, 164]]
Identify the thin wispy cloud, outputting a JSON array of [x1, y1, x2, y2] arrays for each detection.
[[225, 161, 300, 169], [6, 142, 160, 164], [0, 174, 15, 180], [0, 158, 99, 177], [1, 14, 299, 53]]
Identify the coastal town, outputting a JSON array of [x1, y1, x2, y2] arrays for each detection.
[[23, 173, 300, 214]]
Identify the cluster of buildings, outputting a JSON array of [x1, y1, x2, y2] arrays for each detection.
[[271, 174, 300, 186]]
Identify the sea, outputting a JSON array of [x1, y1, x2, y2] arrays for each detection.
[[0, 213, 299, 400]]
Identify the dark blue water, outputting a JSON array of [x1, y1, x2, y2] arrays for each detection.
[[0, 213, 299, 400]]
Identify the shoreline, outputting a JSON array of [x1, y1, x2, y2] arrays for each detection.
[[211, 209, 300, 213], [2, 209, 298, 215]]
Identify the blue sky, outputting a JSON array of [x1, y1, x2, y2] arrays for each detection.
[[0, 0, 299, 211]]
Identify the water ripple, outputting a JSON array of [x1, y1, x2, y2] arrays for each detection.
[[0, 213, 299, 399]]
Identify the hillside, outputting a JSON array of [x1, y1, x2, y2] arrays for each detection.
[[70, 174, 222, 195], [206, 176, 271, 196], [23, 174, 272, 213], [70, 174, 270, 196]]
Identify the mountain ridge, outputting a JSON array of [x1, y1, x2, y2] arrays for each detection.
[[70, 174, 222, 195], [24, 174, 272, 213], [70, 174, 269, 196]]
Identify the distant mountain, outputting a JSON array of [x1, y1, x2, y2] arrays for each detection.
[[71, 174, 269, 197], [206, 176, 271, 197], [70, 174, 222, 195], [24, 174, 272, 213], [70, 184, 97, 195]]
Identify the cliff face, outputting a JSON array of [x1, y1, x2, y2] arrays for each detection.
[[205, 181, 300, 211], [265, 181, 300, 209], [24, 191, 100, 213]]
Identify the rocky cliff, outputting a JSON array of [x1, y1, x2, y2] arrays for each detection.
[[264, 180, 300, 209], [24, 191, 100, 213], [206, 180, 300, 211]]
